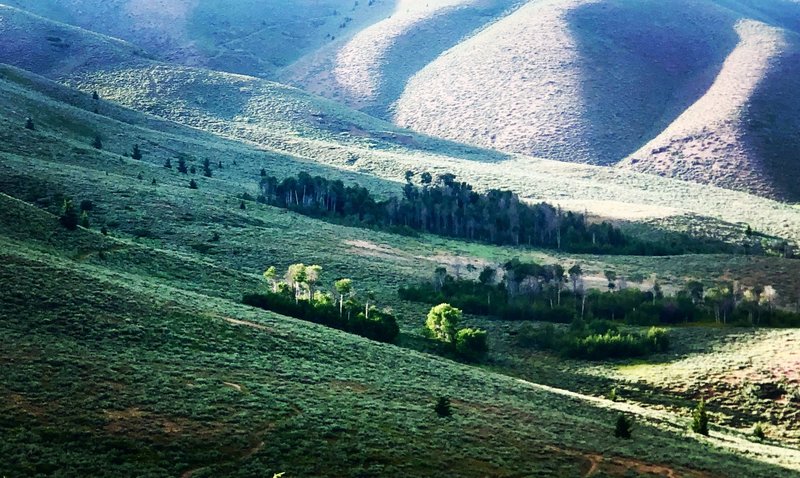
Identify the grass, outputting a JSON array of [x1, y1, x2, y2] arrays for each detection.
[[1, 14, 800, 476]]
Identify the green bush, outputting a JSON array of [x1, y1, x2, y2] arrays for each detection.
[[455, 328, 488, 361], [614, 414, 633, 439]]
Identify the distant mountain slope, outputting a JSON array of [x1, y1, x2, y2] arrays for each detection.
[[2, 4, 800, 246], [281, 0, 520, 117], [1, 0, 397, 77], [4, 0, 800, 200], [619, 19, 800, 201]]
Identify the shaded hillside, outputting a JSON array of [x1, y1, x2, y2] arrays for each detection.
[[619, 19, 800, 201], [2, 67, 800, 477], [1, 0, 397, 77], [283, 0, 520, 117], [2, 5, 800, 245]]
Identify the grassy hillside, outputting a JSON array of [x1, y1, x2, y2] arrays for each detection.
[[5, 0, 800, 201], [1, 0, 397, 78], [3, 63, 800, 476]]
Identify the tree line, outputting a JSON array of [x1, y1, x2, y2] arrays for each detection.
[[258, 172, 732, 256], [399, 261, 800, 329]]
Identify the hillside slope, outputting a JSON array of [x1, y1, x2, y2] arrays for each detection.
[[0, 0, 397, 77], [3, 65, 800, 477], [2, 2, 800, 245], [4, 0, 800, 200]]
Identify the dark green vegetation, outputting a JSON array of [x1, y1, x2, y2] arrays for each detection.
[[243, 265, 399, 344], [517, 321, 669, 360], [615, 414, 634, 439], [260, 172, 736, 256], [692, 399, 710, 436], [400, 262, 800, 329]]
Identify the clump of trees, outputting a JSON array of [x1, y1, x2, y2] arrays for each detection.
[[517, 320, 669, 360], [400, 261, 800, 329], [425, 303, 488, 361], [59, 198, 79, 230], [243, 264, 399, 343], [259, 172, 728, 256]]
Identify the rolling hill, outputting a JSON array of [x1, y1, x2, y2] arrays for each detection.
[[2, 56, 800, 477], [2, 3, 800, 247], [4, 0, 800, 200], [3, 1, 800, 475]]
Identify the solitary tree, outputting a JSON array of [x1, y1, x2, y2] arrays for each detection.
[[132, 144, 143, 160], [177, 157, 188, 174], [260, 168, 267, 177], [25, 117, 35, 130], [59, 199, 79, 230], [691, 399, 709, 436], [189, 179, 198, 189], [568, 264, 583, 294], [305, 265, 322, 300], [334, 278, 353, 316], [164, 158, 173, 169], [240, 200, 246, 210], [92, 134, 103, 150], [604, 270, 617, 292], [426, 303, 462, 344], [614, 414, 633, 439], [203, 158, 212, 178], [286, 263, 308, 302], [92, 90, 100, 100], [434, 396, 452, 418], [263, 266, 278, 292]]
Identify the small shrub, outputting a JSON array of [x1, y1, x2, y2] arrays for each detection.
[[92, 134, 103, 150], [189, 179, 198, 189], [614, 414, 633, 439], [609, 387, 618, 402], [455, 328, 488, 361], [691, 399, 709, 436], [753, 423, 766, 441], [132, 144, 142, 160], [434, 396, 452, 418]]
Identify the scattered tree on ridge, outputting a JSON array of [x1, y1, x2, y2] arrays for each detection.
[[132, 144, 143, 160], [25, 117, 35, 130], [59, 199, 79, 230]]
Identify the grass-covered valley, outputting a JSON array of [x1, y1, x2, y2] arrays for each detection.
[[2, 2, 800, 477]]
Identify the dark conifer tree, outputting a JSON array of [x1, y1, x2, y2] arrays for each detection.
[[132, 144, 143, 160], [25, 117, 35, 130], [92, 135, 103, 150], [189, 179, 198, 189], [59, 199, 79, 230]]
